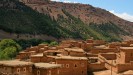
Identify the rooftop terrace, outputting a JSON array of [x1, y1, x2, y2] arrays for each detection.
[[34, 63, 61, 69], [0, 60, 33, 67]]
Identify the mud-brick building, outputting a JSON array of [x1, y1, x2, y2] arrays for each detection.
[[30, 49, 63, 63], [98, 47, 133, 73], [89, 45, 118, 54], [62, 47, 86, 57], [30, 53, 44, 63], [116, 47, 133, 64], [33, 63, 61, 75], [0, 60, 33, 75], [31, 53, 88, 75], [53, 56, 88, 75]]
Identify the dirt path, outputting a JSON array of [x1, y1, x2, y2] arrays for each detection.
[[93, 70, 122, 75]]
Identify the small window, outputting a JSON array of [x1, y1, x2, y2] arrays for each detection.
[[23, 67, 26, 72], [17, 68, 20, 73], [66, 64, 69, 68], [82, 71, 84, 74], [37, 70, 40, 75], [74, 64, 77, 68]]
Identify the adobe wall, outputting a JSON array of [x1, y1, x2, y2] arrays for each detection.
[[71, 51, 85, 57], [84, 43, 93, 51], [55, 59, 88, 75], [69, 51, 85, 57], [117, 63, 133, 73], [116, 51, 125, 64], [100, 54, 116, 60], [18, 52, 31, 59], [117, 50, 133, 64], [125, 51, 133, 63], [71, 41, 81, 48], [98, 53, 117, 65], [105, 62, 133, 73], [90, 48, 117, 54], [103, 57, 133, 73], [62, 51, 86, 57], [30, 56, 43, 63], [86, 39, 93, 43], [88, 62, 106, 71], [31, 56, 55, 63], [86, 53, 98, 57], [0, 65, 32, 75], [33, 68, 59, 75], [105, 63, 118, 73], [26, 47, 38, 53], [13, 66, 33, 75], [108, 44, 119, 48], [33, 68, 47, 75]]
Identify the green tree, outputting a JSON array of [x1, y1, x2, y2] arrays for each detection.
[[0, 39, 22, 60], [49, 41, 58, 47]]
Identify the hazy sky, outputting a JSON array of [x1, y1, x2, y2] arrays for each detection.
[[51, 0, 133, 22]]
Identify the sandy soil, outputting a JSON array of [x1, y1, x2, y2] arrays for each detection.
[[93, 70, 122, 75]]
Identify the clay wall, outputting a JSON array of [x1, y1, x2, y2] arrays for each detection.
[[90, 48, 117, 54], [0, 65, 32, 75], [105, 63, 118, 73], [117, 62, 133, 73], [18, 52, 31, 59], [62, 51, 85, 57], [100, 54, 116, 60], [33, 68, 59, 75], [30, 56, 43, 63], [88, 62, 106, 71], [116, 51, 125, 64], [55, 59, 87, 75]]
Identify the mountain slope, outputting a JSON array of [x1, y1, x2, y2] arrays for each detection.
[[25, 1, 133, 34], [0, 0, 133, 41]]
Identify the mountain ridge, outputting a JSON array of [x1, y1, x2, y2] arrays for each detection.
[[24, 0, 133, 34], [0, 0, 133, 41]]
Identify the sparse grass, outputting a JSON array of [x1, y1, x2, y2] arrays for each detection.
[[0, 1, 129, 42]]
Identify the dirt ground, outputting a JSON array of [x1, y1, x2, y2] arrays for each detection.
[[93, 70, 122, 75]]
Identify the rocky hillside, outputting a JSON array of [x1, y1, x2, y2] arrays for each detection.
[[26, 0, 133, 33], [0, 0, 133, 41]]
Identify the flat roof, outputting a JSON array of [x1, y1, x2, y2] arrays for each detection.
[[44, 50, 63, 53], [31, 53, 43, 57], [0, 60, 33, 67], [64, 47, 84, 52], [34, 63, 61, 69], [120, 47, 133, 50], [123, 70, 133, 74], [54, 55, 88, 60], [94, 45, 108, 49]]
